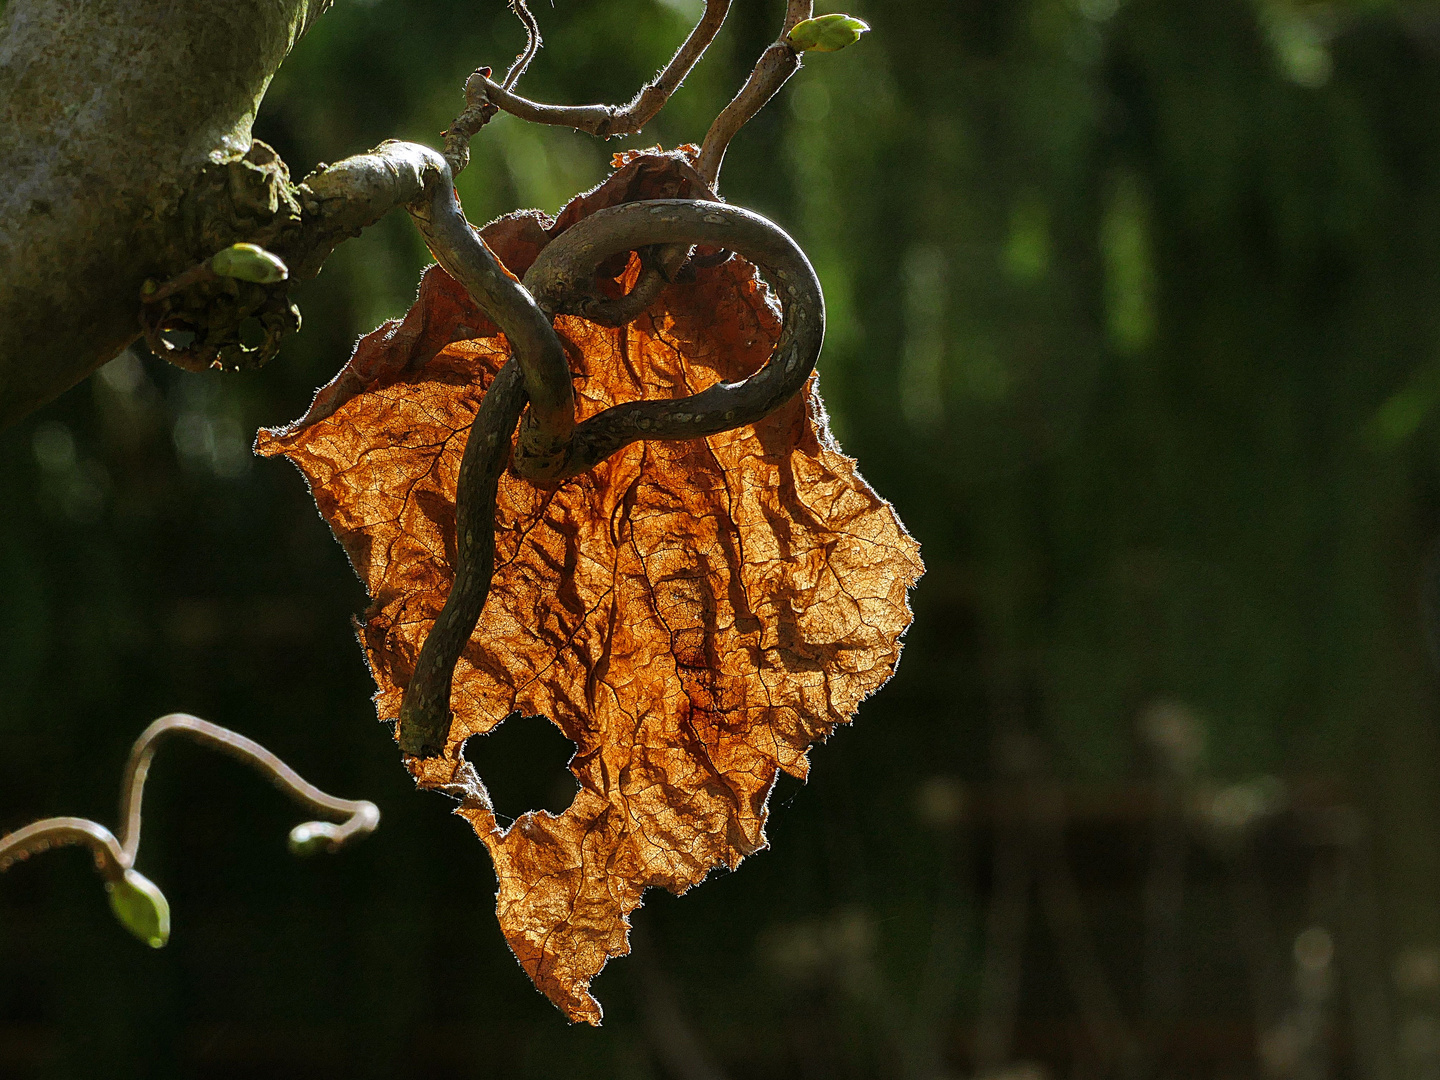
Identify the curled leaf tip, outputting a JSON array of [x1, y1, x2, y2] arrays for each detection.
[[106, 869, 170, 948], [211, 242, 289, 284], [787, 14, 870, 53]]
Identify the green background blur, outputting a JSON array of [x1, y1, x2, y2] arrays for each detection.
[[6, 0, 1440, 1076]]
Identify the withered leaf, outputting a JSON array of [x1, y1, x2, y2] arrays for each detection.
[[257, 151, 923, 1024]]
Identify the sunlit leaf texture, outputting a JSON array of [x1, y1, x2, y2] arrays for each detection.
[[258, 154, 922, 1023]]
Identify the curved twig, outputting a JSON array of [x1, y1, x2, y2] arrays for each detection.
[[396, 197, 824, 757], [406, 154, 575, 466], [0, 817, 128, 881], [118, 714, 380, 863], [397, 359, 528, 758], [697, 0, 813, 187], [443, 0, 546, 175], [517, 199, 825, 480], [0, 714, 379, 879], [255, 14, 829, 762], [465, 0, 731, 139]]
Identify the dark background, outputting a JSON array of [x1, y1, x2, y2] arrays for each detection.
[[5, 0, 1440, 1076]]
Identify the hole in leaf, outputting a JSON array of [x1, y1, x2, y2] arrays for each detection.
[[465, 711, 579, 821], [239, 316, 265, 349], [161, 329, 196, 349]]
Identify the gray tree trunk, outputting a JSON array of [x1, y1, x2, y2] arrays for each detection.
[[0, 0, 330, 426]]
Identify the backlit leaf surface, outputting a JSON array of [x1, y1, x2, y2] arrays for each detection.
[[257, 151, 922, 1023]]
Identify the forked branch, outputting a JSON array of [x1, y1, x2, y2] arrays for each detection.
[[698, 0, 813, 185], [462, 0, 815, 192], [465, 0, 732, 140], [141, 0, 841, 376]]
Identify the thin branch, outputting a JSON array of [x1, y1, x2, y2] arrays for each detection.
[[0, 817, 127, 882], [464, 0, 731, 138], [696, 0, 813, 188], [118, 714, 380, 863], [0, 714, 378, 879], [502, 0, 542, 90]]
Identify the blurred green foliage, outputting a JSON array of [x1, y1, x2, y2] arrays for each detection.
[[4, 0, 1440, 1075]]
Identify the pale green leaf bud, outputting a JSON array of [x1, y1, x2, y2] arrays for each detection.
[[210, 243, 289, 284], [106, 869, 170, 948], [787, 14, 870, 53]]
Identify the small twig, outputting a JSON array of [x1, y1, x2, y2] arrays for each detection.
[[0, 817, 128, 882], [502, 0, 542, 90], [696, 0, 813, 188], [464, 0, 731, 139], [117, 714, 379, 863], [443, 0, 545, 175], [0, 714, 378, 898]]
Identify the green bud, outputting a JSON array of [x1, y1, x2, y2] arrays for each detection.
[[787, 14, 870, 53], [106, 869, 170, 949], [210, 243, 289, 285], [288, 821, 337, 856]]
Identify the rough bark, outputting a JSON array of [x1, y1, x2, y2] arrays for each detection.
[[0, 0, 332, 427]]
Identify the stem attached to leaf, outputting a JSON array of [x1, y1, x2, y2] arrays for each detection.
[[408, 159, 575, 467]]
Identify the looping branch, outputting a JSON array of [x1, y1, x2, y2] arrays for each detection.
[[396, 193, 825, 758], [443, 0, 543, 173], [519, 200, 824, 478], [100, 0, 837, 760], [406, 150, 575, 462], [466, 0, 813, 186], [135, 0, 818, 381], [384, 0, 830, 762]]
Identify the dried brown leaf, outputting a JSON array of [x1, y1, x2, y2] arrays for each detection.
[[257, 152, 922, 1024]]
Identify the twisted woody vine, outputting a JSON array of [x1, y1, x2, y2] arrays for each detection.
[[1, 2, 921, 1023]]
